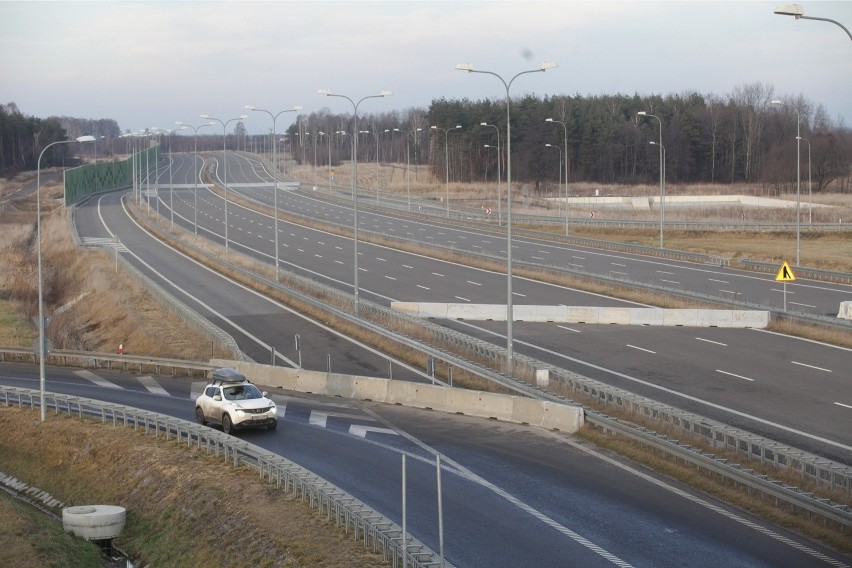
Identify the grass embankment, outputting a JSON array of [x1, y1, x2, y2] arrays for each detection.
[[0, 175, 390, 565], [0, 408, 387, 567], [0, 176, 225, 359]]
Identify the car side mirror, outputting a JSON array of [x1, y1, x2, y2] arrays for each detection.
[[213, 395, 222, 401], [262, 391, 268, 397]]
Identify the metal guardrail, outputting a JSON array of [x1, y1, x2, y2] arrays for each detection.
[[740, 259, 852, 286], [0, 386, 444, 568], [0, 346, 216, 376], [588, 410, 852, 532]]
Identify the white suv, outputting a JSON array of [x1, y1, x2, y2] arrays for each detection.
[[195, 368, 278, 434]]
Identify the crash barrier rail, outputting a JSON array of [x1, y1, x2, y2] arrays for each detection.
[[0, 346, 216, 377], [740, 260, 852, 286], [0, 386, 443, 568], [66, 202, 244, 362], [65, 146, 159, 206], [128, 188, 852, 500]]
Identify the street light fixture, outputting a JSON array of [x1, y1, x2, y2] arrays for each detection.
[[637, 111, 665, 248], [375, 128, 390, 205], [200, 113, 248, 252], [244, 104, 302, 279], [318, 89, 392, 316], [774, 4, 852, 40], [176, 121, 214, 234], [38, 135, 96, 421], [480, 122, 502, 226], [546, 118, 570, 234], [772, 99, 801, 265], [430, 125, 462, 218], [455, 61, 557, 377]]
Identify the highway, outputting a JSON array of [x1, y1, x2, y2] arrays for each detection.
[[114, 152, 852, 464], [215, 152, 852, 318], [1, 363, 847, 568]]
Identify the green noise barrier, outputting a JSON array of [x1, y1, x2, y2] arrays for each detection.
[[64, 145, 160, 206]]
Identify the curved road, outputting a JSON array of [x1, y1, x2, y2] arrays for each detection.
[[1, 363, 847, 568]]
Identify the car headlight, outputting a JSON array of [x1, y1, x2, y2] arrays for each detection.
[[270, 407, 277, 415], [235, 410, 246, 417]]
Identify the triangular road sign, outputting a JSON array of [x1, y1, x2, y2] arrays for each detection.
[[775, 261, 796, 282]]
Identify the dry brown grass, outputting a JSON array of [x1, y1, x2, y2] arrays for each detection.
[[0, 407, 389, 567], [0, 178, 228, 360]]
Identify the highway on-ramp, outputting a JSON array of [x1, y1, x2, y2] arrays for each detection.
[[1, 363, 847, 568]]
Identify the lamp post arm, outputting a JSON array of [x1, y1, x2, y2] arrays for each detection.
[[800, 15, 852, 40]]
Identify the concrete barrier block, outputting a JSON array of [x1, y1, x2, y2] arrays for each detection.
[[535, 369, 550, 387], [565, 307, 600, 324], [661, 310, 699, 326], [293, 370, 328, 394], [600, 307, 632, 325], [540, 401, 584, 431], [326, 373, 357, 398], [839, 301, 852, 320], [731, 310, 770, 328], [351, 376, 390, 402], [629, 309, 665, 326]]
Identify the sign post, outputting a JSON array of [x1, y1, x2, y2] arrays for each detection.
[[775, 261, 796, 311]]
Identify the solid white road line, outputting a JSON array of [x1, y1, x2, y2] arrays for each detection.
[[716, 370, 754, 382]]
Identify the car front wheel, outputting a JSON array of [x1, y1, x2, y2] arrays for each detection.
[[268, 419, 278, 431], [195, 407, 206, 426], [222, 413, 234, 435]]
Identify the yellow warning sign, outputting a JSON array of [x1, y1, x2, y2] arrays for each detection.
[[775, 261, 796, 282]]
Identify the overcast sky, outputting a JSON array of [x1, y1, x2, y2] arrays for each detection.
[[2, 1, 850, 136]]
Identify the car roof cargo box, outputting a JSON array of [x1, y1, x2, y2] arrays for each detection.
[[210, 368, 250, 385]]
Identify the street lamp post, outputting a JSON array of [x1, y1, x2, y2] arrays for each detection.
[[772, 99, 801, 265], [37, 135, 96, 421], [395, 128, 421, 212], [480, 122, 502, 226], [774, 4, 852, 40], [200, 113, 248, 252], [545, 144, 562, 222], [799, 136, 812, 223], [245, 105, 302, 279], [649, 141, 666, 230], [430, 125, 462, 218], [318, 89, 392, 316], [175, 121, 214, 234], [483, 144, 500, 223], [637, 111, 665, 248], [375, 128, 390, 204], [455, 61, 557, 376], [546, 118, 570, 234]]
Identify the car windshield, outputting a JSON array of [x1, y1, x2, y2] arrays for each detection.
[[222, 384, 263, 401]]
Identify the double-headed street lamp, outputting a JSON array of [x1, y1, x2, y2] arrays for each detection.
[[455, 61, 557, 376], [244, 105, 302, 279], [771, 99, 802, 266], [545, 118, 570, 235], [175, 121, 214, 234], [774, 4, 852, 40], [38, 135, 96, 421], [318, 89, 392, 316], [637, 111, 665, 248], [200, 113, 248, 252], [480, 122, 502, 225], [430, 125, 462, 218]]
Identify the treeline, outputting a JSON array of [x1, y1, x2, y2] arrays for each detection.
[[0, 103, 68, 175], [0, 103, 123, 176], [285, 81, 851, 193]]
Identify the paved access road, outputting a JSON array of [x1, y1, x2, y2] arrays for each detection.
[[121, 152, 852, 464], [1, 363, 847, 568]]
